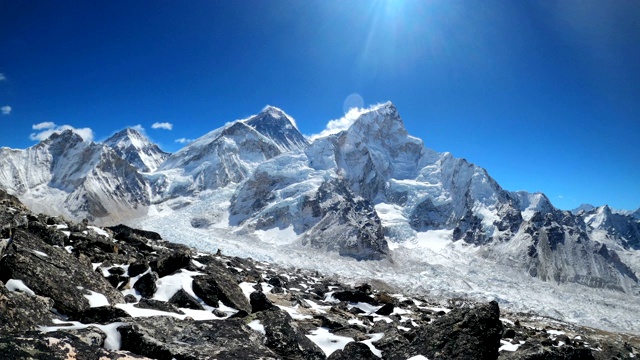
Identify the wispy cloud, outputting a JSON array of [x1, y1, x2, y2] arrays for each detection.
[[32, 121, 56, 130], [1, 105, 11, 115], [0, 73, 5, 81], [152, 122, 173, 130], [309, 107, 364, 141], [29, 122, 94, 142], [175, 138, 194, 144]]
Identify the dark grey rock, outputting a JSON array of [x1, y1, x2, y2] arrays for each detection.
[[0, 330, 151, 359], [254, 308, 325, 360], [118, 316, 279, 359], [333, 290, 378, 304], [128, 261, 149, 277], [169, 288, 204, 310], [250, 291, 274, 312], [154, 251, 191, 277], [69, 306, 130, 324], [133, 272, 157, 298], [328, 341, 378, 360], [192, 263, 251, 313], [0, 230, 124, 317], [135, 298, 184, 314], [0, 282, 55, 334], [375, 303, 394, 315], [385, 301, 504, 360]]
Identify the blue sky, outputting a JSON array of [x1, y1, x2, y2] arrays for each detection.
[[0, 1, 638, 210]]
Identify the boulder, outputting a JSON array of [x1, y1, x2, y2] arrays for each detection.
[[133, 272, 158, 298], [135, 298, 185, 314], [253, 307, 325, 360], [154, 251, 191, 277], [0, 331, 152, 359], [169, 288, 205, 310], [375, 303, 395, 315], [500, 340, 595, 359], [69, 306, 130, 324], [385, 301, 503, 360], [328, 341, 378, 360], [0, 230, 124, 317], [118, 316, 279, 359], [250, 291, 274, 312], [191, 263, 251, 313], [333, 290, 378, 305], [0, 282, 55, 334]]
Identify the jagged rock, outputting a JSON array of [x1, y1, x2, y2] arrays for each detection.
[[118, 316, 279, 359], [385, 301, 503, 360], [169, 288, 205, 310], [503, 328, 516, 339], [135, 298, 185, 314], [328, 341, 378, 360], [25, 220, 67, 247], [124, 294, 138, 303], [191, 263, 251, 313], [0, 330, 152, 359], [0, 282, 55, 333], [333, 289, 378, 304], [69, 306, 130, 324], [250, 291, 274, 312], [499, 341, 595, 359], [154, 251, 191, 277], [62, 327, 107, 347], [375, 303, 394, 315], [314, 313, 349, 330], [133, 272, 158, 298], [253, 307, 325, 360], [128, 261, 149, 277], [107, 224, 162, 241], [0, 229, 124, 317], [267, 275, 288, 288]]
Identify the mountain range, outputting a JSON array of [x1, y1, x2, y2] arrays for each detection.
[[1, 102, 639, 331]]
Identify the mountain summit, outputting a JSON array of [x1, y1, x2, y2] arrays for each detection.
[[244, 106, 308, 152], [104, 128, 169, 172]]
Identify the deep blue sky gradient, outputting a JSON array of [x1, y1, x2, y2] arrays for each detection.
[[1, 1, 638, 210]]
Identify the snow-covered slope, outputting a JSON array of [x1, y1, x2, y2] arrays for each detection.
[[104, 128, 169, 172], [0, 130, 149, 223]]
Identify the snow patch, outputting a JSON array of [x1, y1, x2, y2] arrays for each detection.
[[5, 279, 36, 296], [305, 327, 354, 356]]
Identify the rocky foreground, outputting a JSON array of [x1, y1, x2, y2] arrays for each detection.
[[0, 190, 638, 359]]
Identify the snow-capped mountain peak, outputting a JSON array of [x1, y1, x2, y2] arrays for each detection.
[[244, 106, 308, 151], [104, 128, 169, 172]]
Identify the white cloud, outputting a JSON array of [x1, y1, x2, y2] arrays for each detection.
[[32, 121, 56, 130], [0, 73, 5, 81], [1, 105, 11, 115], [132, 124, 145, 132], [309, 107, 364, 141], [152, 122, 173, 130], [175, 138, 194, 144], [29, 122, 94, 142]]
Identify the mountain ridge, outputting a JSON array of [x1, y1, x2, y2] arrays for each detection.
[[0, 103, 638, 299]]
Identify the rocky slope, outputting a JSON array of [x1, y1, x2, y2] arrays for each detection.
[[1, 191, 638, 359]]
